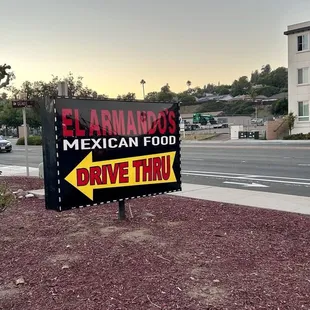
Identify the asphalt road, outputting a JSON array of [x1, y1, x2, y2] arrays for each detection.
[[181, 142, 310, 197], [1, 141, 310, 197], [0, 145, 43, 169]]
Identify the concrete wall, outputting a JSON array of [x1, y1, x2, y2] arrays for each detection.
[[266, 119, 289, 140], [219, 116, 252, 126], [230, 125, 244, 140], [18, 125, 29, 138], [287, 22, 310, 134]]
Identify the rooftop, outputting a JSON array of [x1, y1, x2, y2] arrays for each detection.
[[284, 20, 310, 36]]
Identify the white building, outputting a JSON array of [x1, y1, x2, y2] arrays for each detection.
[[284, 21, 310, 134]]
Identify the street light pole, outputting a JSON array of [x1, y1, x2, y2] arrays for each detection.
[[18, 92, 30, 177], [140, 79, 146, 99]]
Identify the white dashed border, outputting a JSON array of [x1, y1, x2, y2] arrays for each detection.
[[53, 100, 62, 211]]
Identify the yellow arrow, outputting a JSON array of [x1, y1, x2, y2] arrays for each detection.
[[64, 151, 177, 200]]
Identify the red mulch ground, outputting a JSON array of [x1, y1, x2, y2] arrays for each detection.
[[0, 177, 310, 310]]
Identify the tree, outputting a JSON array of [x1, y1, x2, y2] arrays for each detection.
[[117, 92, 136, 100], [161, 83, 171, 93], [177, 91, 196, 106], [215, 85, 231, 95], [157, 84, 176, 101], [285, 112, 297, 135], [250, 70, 260, 84], [256, 86, 280, 97], [0, 64, 15, 89], [271, 99, 288, 116], [145, 91, 159, 101], [261, 64, 271, 75], [267, 67, 288, 89], [1, 93, 8, 100], [230, 76, 251, 96], [191, 87, 205, 98], [4, 72, 108, 128], [250, 89, 257, 102], [0, 102, 23, 128], [205, 83, 215, 93]]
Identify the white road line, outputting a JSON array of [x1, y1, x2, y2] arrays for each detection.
[[224, 181, 269, 188], [181, 158, 204, 161], [182, 170, 310, 182], [298, 164, 310, 166], [182, 171, 310, 186]]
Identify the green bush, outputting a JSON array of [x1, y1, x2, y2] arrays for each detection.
[[0, 182, 15, 213], [16, 136, 42, 145], [283, 132, 310, 140]]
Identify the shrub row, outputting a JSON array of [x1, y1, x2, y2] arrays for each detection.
[[16, 136, 42, 145], [283, 133, 310, 140]]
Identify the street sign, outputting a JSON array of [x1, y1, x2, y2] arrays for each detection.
[[41, 97, 182, 211], [12, 100, 35, 108]]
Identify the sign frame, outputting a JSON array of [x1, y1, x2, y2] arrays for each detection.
[[12, 100, 35, 108], [40, 96, 182, 212]]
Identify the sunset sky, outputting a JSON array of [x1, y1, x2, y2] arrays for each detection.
[[2, 0, 310, 98]]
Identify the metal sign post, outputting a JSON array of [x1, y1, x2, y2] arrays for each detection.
[[12, 97, 35, 177], [118, 201, 126, 220], [22, 107, 29, 177]]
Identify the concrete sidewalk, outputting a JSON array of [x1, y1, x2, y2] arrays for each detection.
[[1, 165, 310, 215], [0, 165, 39, 177], [170, 183, 310, 216]]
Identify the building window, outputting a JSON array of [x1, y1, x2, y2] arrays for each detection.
[[298, 67, 309, 84], [297, 34, 309, 51], [298, 101, 309, 121]]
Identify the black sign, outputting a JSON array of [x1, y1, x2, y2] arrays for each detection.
[[41, 98, 182, 211], [12, 100, 35, 108]]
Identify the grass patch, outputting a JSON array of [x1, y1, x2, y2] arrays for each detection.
[[181, 133, 218, 141]]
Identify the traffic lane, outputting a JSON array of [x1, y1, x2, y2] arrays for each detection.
[[181, 172, 310, 197], [0, 148, 42, 168], [181, 142, 310, 148], [181, 158, 310, 180], [181, 148, 310, 179], [181, 146, 310, 196]]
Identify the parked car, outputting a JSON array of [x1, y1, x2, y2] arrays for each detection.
[[0, 136, 12, 153], [185, 124, 200, 131], [251, 118, 264, 126]]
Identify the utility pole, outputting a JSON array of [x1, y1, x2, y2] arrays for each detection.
[[22, 107, 29, 177], [19, 92, 29, 177]]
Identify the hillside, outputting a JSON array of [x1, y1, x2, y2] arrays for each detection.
[[180, 100, 263, 116], [180, 101, 274, 119]]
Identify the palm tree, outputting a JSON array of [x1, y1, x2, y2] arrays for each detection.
[[186, 80, 191, 90], [140, 79, 146, 99]]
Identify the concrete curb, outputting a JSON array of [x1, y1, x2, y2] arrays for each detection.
[[181, 140, 310, 144], [26, 183, 310, 216]]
